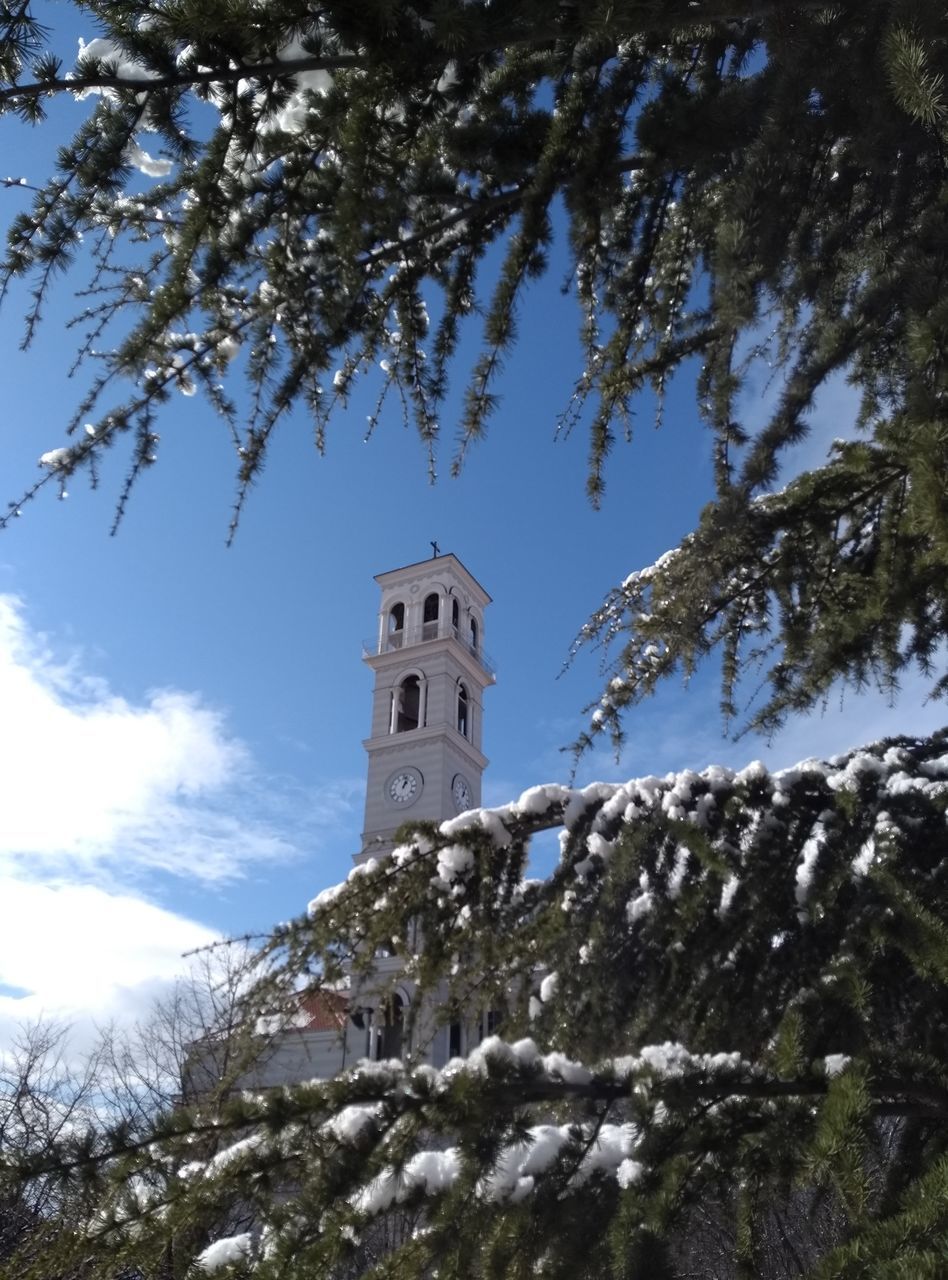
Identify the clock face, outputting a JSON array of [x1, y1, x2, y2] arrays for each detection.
[[452, 773, 473, 813], [388, 769, 421, 805]]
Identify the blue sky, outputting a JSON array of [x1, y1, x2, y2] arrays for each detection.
[[0, 16, 943, 1043]]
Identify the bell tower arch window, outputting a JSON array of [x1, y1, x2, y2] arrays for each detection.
[[457, 681, 469, 739], [451, 598, 460, 635], [387, 602, 405, 649], [469, 616, 479, 655], [391, 673, 424, 733], [422, 592, 440, 641]]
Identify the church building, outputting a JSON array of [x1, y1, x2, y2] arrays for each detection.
[[244, 552, 495, 1086]]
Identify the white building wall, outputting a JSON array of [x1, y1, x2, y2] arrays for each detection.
[[243, 1031, 350, 1087]]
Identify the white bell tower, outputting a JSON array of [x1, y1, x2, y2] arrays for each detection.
[[357, 552, 494, 863]]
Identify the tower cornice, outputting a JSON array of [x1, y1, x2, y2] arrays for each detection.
[[363, 726, 489, 772], [374, 553, 491, 607], [362, 632, 495, 687]]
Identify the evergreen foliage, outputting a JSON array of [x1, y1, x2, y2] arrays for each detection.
[[3, 730, 948, 1277], [2, 6, 948, 1274], [1, 0, 947, 739]]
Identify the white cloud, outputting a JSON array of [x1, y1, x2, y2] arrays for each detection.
[[0, 593, 353, 1038], [0, 880, 216, 1027], [0, 594, 291, 881]]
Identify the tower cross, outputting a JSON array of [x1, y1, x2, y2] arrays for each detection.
[[430, 540, 440, 558]]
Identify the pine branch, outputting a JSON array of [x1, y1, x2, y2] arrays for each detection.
[[509, 1073, 948, 1119], [0, 0, 842, 111], [0, 52, 362, 106]]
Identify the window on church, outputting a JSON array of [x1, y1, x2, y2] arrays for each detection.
[[422, 592, 439, 640], [377, 993, 405, 1060], [394, 674, 422, 732], [480, 1010, 502, 1041], [457, 683, 469, 738], [469, 616, 478, 654], [449, 1021, 462, 1059], [387, 602, 405, 649], [451, 598, 460, 635]]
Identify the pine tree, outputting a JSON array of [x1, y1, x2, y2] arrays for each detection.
[[1, 0, 947, 739], [2, 5, 948, 1275], [3, 731, 948, 1277]]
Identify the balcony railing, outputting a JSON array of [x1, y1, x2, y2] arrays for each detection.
[[362, 625, 496, 678]]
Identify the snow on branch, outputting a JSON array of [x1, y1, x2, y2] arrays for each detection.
[[305, 732, 948, 948], [5, 732, 948, 1277]]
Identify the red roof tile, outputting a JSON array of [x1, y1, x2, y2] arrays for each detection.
[[298, 989, 348, 1031]]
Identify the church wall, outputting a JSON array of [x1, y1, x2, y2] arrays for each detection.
[[237, 1031, 349, 1089]]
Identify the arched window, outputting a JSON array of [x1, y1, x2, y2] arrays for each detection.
[[422, 592, 440, 640], [469, 616, 479, 654], [452, 598, 460, 635], [392, 674, 422, 732], [387, 602, 405, 649], [378, 993, 404, 1060], [457, 682, 469, 738]]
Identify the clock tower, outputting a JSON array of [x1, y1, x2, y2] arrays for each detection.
[[357, 553, 494, 864]]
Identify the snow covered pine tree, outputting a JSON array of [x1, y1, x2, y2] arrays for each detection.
[[0, 0, 946, 747], [2, 731, 947, 1277], [2, 1, 948, 1275]]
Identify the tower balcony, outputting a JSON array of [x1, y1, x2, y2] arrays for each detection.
[[362, 624, 496, 679]]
